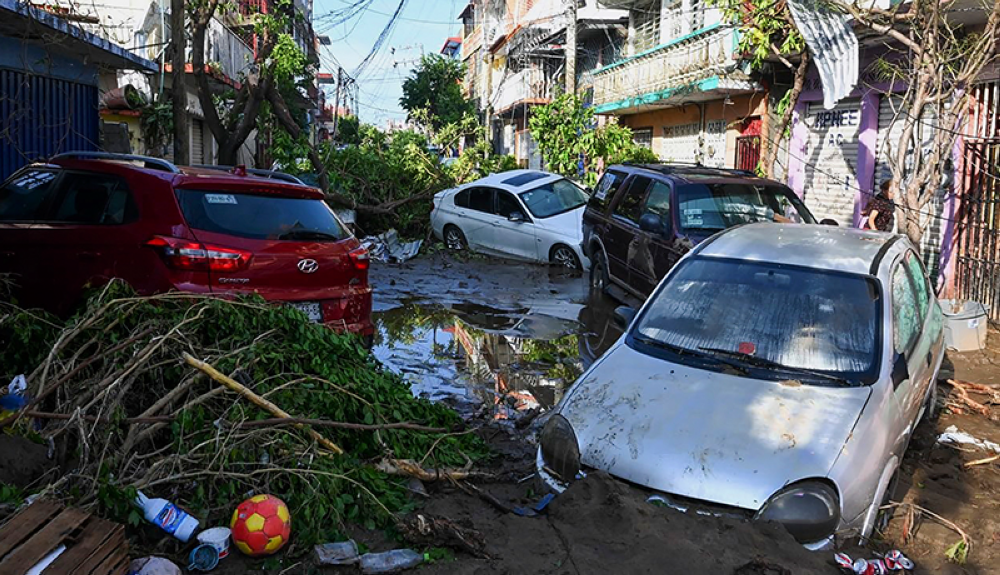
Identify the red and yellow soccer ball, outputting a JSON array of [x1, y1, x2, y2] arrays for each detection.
[[230, 494, 291, 557]]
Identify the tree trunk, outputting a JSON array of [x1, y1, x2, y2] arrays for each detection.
[[170, 0, 189, 165], [762, 51, 809, 179]]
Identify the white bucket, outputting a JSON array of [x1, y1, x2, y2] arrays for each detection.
[[197, 527, 231, 559], [940, 299, 991, 352]]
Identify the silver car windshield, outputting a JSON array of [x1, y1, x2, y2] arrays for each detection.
[[518, 179, 588, 218], [632, 258, 880, 384]]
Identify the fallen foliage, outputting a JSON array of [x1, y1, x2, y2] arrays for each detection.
[[0, 282, 486, 549]]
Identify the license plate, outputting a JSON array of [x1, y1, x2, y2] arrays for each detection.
[[288, 301, 322, 322]]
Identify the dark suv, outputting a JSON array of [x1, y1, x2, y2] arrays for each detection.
[[0, 152, 373, 338], [583, 164, 816, 299]]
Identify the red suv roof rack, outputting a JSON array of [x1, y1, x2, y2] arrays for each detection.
[[51, 151, 180, 174]]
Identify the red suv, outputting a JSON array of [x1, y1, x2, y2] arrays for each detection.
[[0, 152, 373, 338]]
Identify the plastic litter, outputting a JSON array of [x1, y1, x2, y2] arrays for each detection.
[[359, 549, 423, 574], [188, 544, 220, 571], [133, 490, 200, 542], [938, 425, 1000, 454], [513, 493, 556, 517], [128, 557, 182, 575], [1, 374, 28, 414], [360, 229, 422, 263], [314, 540, 360, 565], [197, 527, 231, 559]]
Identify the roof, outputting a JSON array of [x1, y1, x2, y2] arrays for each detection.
[[472, 169, 562, 191], [697, 223, 901, 276], [619, 163, 773, 186], [0, 0, 158, 72]]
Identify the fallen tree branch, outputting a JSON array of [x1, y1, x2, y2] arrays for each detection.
[[182, 352, 345, 455], [24, 411, 173, 424], [376, 458, 499, 482], [882, 501, 972, 559], [943, 379, 993, 416], [965, 454, 1000, 468]]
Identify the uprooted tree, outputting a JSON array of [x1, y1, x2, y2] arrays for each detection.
[[842, 0, 1000, 246]]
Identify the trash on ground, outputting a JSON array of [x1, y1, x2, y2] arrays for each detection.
[[939, 299, 990, 351], [0, 374, 28, 418], [314, 540, 360, 565], [129, 556, 182, 575], [0, 500, 128, 574], [937, 425, 1000, 454], [834, 549, 914, 573], [196, 527, 231, 559], [361, 228, 422, 263], [359, 548, 424, 574], [513, 493, 555, 516], [406, 477, 429, 498], [187, 544, 220, 572], [134, 490, 200, 542]]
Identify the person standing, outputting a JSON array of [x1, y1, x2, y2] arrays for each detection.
[[863, 179, 896, 232]]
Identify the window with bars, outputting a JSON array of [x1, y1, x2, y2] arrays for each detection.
[[633, 127, 654, 149], [632, 2, 661, 53]]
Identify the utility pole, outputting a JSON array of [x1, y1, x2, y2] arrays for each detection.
[[170, 0, 189, 164], [332, 67, 343, 142], [565, 0, 577, 95]]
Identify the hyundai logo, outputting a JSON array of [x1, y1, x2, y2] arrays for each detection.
[[297, 259, 319, 274]]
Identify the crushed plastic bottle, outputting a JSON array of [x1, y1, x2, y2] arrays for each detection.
[[359, 549, 423, 574]]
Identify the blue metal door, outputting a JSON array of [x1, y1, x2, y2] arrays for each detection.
[[1, 69, 99, 180]]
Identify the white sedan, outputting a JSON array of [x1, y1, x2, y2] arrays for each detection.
[[430, 170, 589, 269]]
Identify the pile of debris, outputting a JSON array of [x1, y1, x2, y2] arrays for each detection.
[[0, 281, 485, 552]]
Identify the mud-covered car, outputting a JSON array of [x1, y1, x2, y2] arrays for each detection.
[[538, 223, 945, 549]]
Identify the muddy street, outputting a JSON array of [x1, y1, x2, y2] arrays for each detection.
[[366, 252, 1000, 575]]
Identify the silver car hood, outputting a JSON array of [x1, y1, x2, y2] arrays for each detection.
[[560, 343, 871, 511]]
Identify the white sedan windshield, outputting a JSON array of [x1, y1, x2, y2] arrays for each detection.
[[633, 258, 880, 382], [519, 179, 588, 218]]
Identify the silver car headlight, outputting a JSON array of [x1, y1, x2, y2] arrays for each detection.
[[539, 414, 581, 483], [754, 481, 840, 543]]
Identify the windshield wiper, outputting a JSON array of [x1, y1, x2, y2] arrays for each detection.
[[633, 335, 749, 375], [277, 230, 341, 241], [697, 347, 856, 387]]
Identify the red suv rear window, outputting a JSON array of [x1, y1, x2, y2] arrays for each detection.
[[175, 189, 349, 242]]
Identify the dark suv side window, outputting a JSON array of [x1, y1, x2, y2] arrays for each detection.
[[467, 187, 494, 213], [590, 170, 627, 213], [50, 173, 138, 225], [0, 169, 60, 221], [613, 176, 652, 225]]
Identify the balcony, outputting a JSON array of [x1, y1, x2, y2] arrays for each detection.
[[462, 25, 483, 59], [592, 25, 757, 114], [200, 17, 254, 84], [492, 68, 551, 114]]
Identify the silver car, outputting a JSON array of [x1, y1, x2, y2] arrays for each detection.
[[537, 223, 945, 548]]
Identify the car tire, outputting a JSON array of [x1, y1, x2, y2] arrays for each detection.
[[590, 249, 610, 294], [921, 379, 939, 424], [443, 225, 467, 251], [550, 244, 581, 270]]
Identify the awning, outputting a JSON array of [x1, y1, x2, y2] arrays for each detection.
[[0, 0, 159, 73]]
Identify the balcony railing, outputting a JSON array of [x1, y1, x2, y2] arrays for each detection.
[[592, 25, 739, 110], [492, 68, 551, 112], [201, 17, 254, 83]]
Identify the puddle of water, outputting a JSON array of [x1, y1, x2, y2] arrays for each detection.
[[373, 296, 624, 420]]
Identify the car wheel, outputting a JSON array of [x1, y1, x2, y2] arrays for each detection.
[[551, 245, 581, 270], [443, 225, 467, 251], [920, 379, 939, 424], [590, 250, 609, 294]]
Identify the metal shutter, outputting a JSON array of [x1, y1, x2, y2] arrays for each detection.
[[660, 122, 700, 163], [702, 117, 727, 168], [875, 95, 948, 279], [802, 99, 862, 227], [191, 119, 204, 165]]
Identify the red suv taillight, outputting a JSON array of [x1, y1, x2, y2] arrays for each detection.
[[348, 246, 369, 271], [145, 236, 252, 272]]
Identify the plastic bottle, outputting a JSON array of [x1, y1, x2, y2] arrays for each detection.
[[134, 491, 200, 542], [359, 549, 423, 574]]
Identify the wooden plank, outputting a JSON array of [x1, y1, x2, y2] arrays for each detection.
[[0, 507, 89, 572], [40, 521, 115, 575], [0, 501, 63, 559], [92, 545, 129, 575], [67, 525, 124, 575]]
